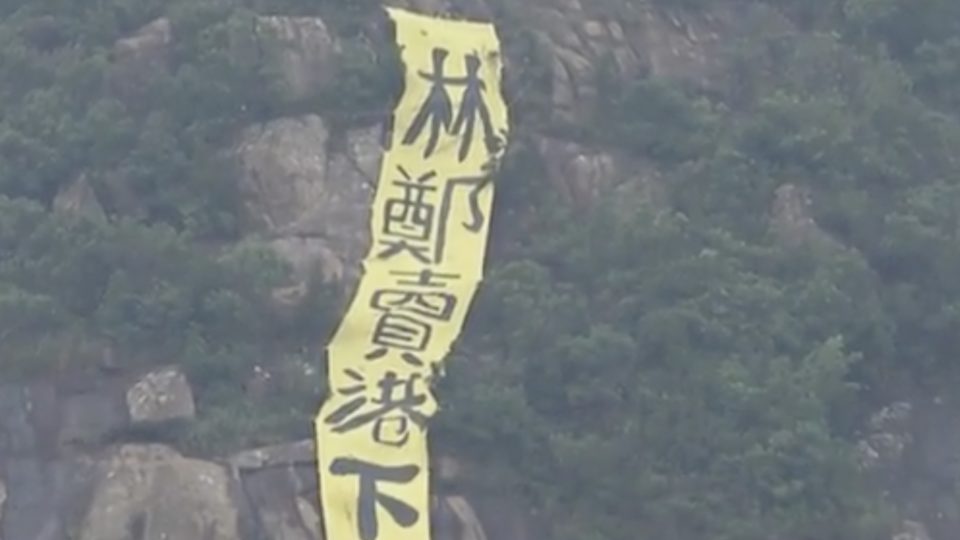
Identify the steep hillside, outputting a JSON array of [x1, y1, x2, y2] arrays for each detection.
[[2, 0, 960, 539]]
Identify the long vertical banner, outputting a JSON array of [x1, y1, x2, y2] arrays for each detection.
[[315, 7, 509, 540]]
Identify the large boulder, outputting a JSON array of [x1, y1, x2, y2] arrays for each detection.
[[125, 366, 197, 425], [78, 445, 241, 540], [234, 115, 333, 234]]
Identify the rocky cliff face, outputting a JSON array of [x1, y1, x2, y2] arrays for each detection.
[[0, 367, 527, 540], [5, 1, 957, 539]]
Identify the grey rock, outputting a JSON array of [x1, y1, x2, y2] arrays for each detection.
[[58, 392, 126, 448], [442, 495, 488, 540], [233, 116, 377, 298], [268, 236, 343, 286], [856, 402, 914, 472], [769, 183, 844, 251], [78, 444, 240, 540], [0, 475, 5, 539], [241, 465, 318, 540], [870, 401, 913, 432], [108, 18, 172, 101], [125, 366, 196, 425], [517, 0, 745, 124], [232, 440, 320, 540], [468, 491, 537, 540], [386, 0, 491, 18], [893, 520, 932, 540], [296, 496, 323, 540], [229, 439, 316, 471], [255, 16, 339, 104], [0, 387, 36, 457], [1, 456, 97, 540], [234, 115, 332, 234], [53, 175, 105, 222], [630, 6, 726, 86], [2, 459, 50, 540], [537, 137, 662, 211], [538, 137, 620, 208]]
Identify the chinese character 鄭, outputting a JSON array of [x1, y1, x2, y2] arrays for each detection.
[[378, 166, 439, 264], [376, 164, 496, 266]]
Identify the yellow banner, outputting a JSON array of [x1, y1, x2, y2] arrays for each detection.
[[315, 7, 509, 540]]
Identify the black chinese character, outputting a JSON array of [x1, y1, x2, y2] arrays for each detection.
[[371, 289, 455, 323], [378, 166, 438, 264], [329, 458, 420, 540], [366, 270, 460, 363], [389, 269, 462, 288], [402, 48, 454, 159], [402, 48, 499, 162], [450, 53, 497, 162], [435, 174, 494, 263], [324, 370, 429, 446], [376, 167, 494, 266], [367, 313, 433, 362]]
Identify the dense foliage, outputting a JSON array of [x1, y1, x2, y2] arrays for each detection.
[[2, 0, 960, 539]]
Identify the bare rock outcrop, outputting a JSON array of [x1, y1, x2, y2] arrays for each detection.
[[52, 175, 105, 222], [769, 183, 845, 251], [228, 440, 521, 540], [254, 16, 339, 104], [57, 391, 126, 449], [518, 0, 742, 123], [0, 377, 540, 540], [108, 18, 172, 101], [233, 115, 379, 300], [857, 401, 913, 471], [107, 15, 340, 106], [378, 0, 745, 125], [230, 440, 320, 540], [894, 520, 932, 540], [234, 115, 333, 234], [537, 137, 664, 209], [78, 444, 240, 540]]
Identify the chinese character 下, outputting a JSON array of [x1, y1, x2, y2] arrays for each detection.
[[329, 457, 420, 540]]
